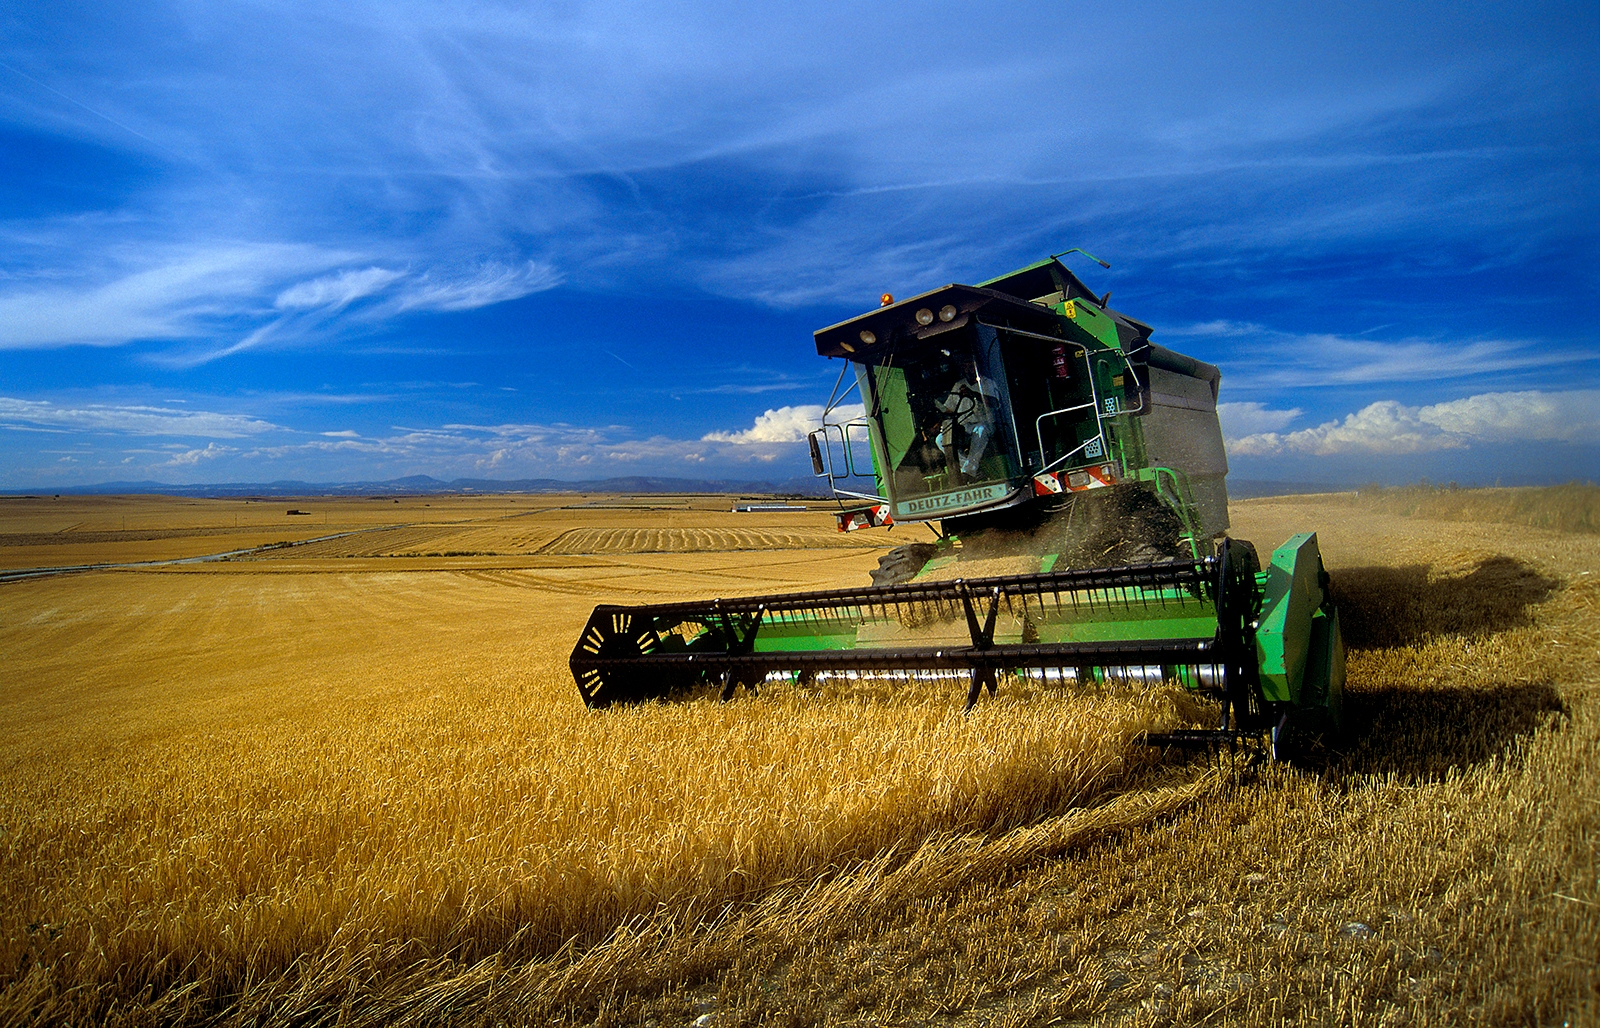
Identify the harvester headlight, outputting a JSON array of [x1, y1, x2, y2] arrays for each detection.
[[858, 329, 877, 345], [915, 307, 934, 326], [938, 304, 958, 322]]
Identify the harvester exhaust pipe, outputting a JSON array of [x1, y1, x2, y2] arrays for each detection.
[[1052, 247, 1111, 269]]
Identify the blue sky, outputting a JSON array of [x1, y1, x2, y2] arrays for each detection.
[[1, 1, 1595, 488]]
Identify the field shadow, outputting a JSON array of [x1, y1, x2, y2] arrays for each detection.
[[1330, 554, 1562, 648], [1307, 552, 1569, 779], [1328, 680, 1569, 780]]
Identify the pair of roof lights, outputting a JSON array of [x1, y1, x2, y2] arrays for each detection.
[[857, 304, 958, 346]]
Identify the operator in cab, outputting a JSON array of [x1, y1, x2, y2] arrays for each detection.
[[935, 354, 998, 481]]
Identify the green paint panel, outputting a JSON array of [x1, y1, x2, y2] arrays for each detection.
[[754, 633, 862, 653], [1294, 607, 1345, 728], [1033, 611, 1216, 644], [754, 618, 860, 652], [1029, 585, 1216, 643], [1255, 532, 1326, 704], [1063, 300, 1121, 351]]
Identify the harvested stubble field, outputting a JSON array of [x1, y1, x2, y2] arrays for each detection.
[[0, 488, 1595, 1027]]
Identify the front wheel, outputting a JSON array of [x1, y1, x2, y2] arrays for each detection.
[[870, 542, 939, 587]]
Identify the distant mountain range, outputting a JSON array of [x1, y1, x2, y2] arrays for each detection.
[[4, 475, 1347, 499]]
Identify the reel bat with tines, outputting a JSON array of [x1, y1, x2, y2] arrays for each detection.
[[571, 608, 705, 708]]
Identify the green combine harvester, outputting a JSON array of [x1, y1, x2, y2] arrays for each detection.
[[570, 253, 1343, 756]]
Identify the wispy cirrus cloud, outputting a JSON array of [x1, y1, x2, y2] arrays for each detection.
[[275, 267, 405, 311], [98, 256, 565, 366], [269, 262, 568, 321], [0, 244, 348, 348], [1175, 319, 1595, 393], [1234, 335, 1574, 388], [5, 2, 1588, 323], [0, 397, 279, 437], [391, 260, 563, 312]]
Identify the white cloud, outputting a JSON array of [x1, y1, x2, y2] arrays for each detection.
[[1226, 390, 1600, 457], [219, 414, 837, 480], [1418, 390, 1600, 443], [394, 261, 563, 312], [701, 404, 866, 444], [1217, 401, 1301, 437], [275, 267, 404, 310], [1229, 401, 1460, 456], [164, 443, 236, 466], [0, 397, 280, 438]]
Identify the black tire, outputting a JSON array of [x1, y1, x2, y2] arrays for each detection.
[[1269, 709, 1294, 762], [870, 542, 939, 587]]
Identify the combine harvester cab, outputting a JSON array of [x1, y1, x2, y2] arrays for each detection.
[[807, 254, 1230, 559], [570, 254, 1344, 757]]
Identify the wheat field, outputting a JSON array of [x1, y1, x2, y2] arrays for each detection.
[[1, 490, 1595, 1026]]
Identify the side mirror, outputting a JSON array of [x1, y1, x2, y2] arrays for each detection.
[[807, 431, 827, 476]]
